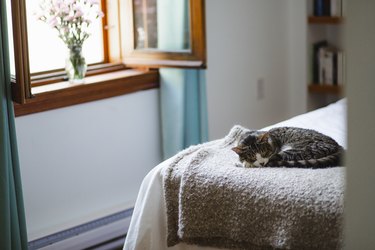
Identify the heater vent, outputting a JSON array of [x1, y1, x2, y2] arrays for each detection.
[[28, 208, 133, 250]]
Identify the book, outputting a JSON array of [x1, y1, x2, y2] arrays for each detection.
[[333, 52, 338, 85], [337, 51, 344, 85], [323, 49, 334, 85], [313, 0, 324, 16], [312, 40, 328, 83], [321, 48, 344, 86], [323, 0, 331, 16], [317, 45, 342, 85], [330, 0, 342, 17], [314, 0, 337, 17]]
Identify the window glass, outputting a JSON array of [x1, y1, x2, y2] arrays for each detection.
[[133, 0, 190, 51], [123, 0, 205, 68], [9, 0, 205, 106], [5, 0, 15, 76], [26, 0, 105, 74]]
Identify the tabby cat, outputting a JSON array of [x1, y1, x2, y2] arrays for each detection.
[[232, 127, 344, 168]]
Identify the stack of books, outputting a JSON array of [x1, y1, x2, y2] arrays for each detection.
[[313, 0, 343, 17], [312, 40, 344, 86]]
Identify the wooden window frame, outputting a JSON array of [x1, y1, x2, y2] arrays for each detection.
[[27, 0, 117, 87], [9, 0, 206, 116], [122, 0, 206, 68]]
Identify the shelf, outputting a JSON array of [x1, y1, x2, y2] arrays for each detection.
[[308, 84, 343, 94], [308, 16, 343, 24]]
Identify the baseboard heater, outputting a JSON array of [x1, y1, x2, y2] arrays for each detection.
[[28, 208, 133, 250]]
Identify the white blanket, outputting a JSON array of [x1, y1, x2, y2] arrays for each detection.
[[124, 99, 347, 250]]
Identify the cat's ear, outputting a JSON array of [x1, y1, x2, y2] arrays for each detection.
[[232, 146, 243, 154], [258, 132, 271, 144]]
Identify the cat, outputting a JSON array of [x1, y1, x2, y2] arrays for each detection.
[[232, 127, 344, 168]]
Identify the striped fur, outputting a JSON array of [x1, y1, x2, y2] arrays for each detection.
[[232, 127, 345, 169], [270, 149, 344, 168]]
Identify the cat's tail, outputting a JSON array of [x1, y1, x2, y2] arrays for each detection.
[[272, 149, 345, 169]]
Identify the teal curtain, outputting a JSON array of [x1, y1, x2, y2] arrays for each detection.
[[0, 1, 28, 249], [160, 69, 208, 159], [157, 0, 208, 159]]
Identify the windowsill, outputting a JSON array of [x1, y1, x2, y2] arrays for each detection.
[[14, 69, 159, 117]]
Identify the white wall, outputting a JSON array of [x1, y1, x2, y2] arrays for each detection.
[[344, 0, 375, 248], [206, 0, 307, 140], [16, 90, 162, 240], [15, 0, 308, 240], [286, 0, 308, 116]]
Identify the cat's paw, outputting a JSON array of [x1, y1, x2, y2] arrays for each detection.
[[235, 163, 244, 168]]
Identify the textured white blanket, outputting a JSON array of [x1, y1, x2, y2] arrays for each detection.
[[164, 125, 345, 249]]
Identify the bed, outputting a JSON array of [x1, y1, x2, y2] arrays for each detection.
[[123, 99, 346, 250]]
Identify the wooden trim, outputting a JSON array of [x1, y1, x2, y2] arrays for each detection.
[[308, 84, 343, 94], [123, 58, 205, 69], [122, 0, 206, 68], [101, 0, 110, 63], [106, 0, 122, 63], [14, 70, 159, 116], [191, 0, 206, 67], [10, 0, 113, 104], [308, 16, 343, 24], [10, 0, 32, 103], [30, 63, 126, 87]]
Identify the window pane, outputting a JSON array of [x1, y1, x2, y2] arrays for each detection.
[[6, 0, 15, 76], [26, 0, 105, 74], [133, 0, 190, 51]]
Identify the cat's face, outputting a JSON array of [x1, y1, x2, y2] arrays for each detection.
[[232, 131, 275, 167]]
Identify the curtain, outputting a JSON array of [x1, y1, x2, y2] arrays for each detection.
[[158, 0, 208, 159], [0, 1, 28, 249], [160, 69, 208, 159]]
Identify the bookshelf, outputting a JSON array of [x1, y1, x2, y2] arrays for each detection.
[[308, 84, 342, 94], [307, 0, 344, 98], [308, 16, 342, 24]]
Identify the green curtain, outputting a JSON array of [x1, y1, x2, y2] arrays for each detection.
[[0, 1, 28, 249], [158, 0, 208, 159]]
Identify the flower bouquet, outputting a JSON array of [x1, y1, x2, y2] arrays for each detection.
[[36, 0, 104, 83]]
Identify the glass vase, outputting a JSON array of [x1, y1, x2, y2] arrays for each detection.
[[65, 44, 87, 84]]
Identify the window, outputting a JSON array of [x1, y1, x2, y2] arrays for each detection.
[[8, 0, 206, 115], [26, 0, 105, 74], [123, 0, 206, 68]]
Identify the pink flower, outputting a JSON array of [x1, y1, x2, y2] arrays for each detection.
[[96, 10, 104, 18], [33, 10, 46, 21], [73, 5, 84, 18], [48, 16, 58, 27], [63, 15, 74, 21], [74, 10, 83, 18], [52, 0, 63, 6], [36, 0, 104, 45], [59, 4, 70, 14], [87, 0, 100, 5]]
